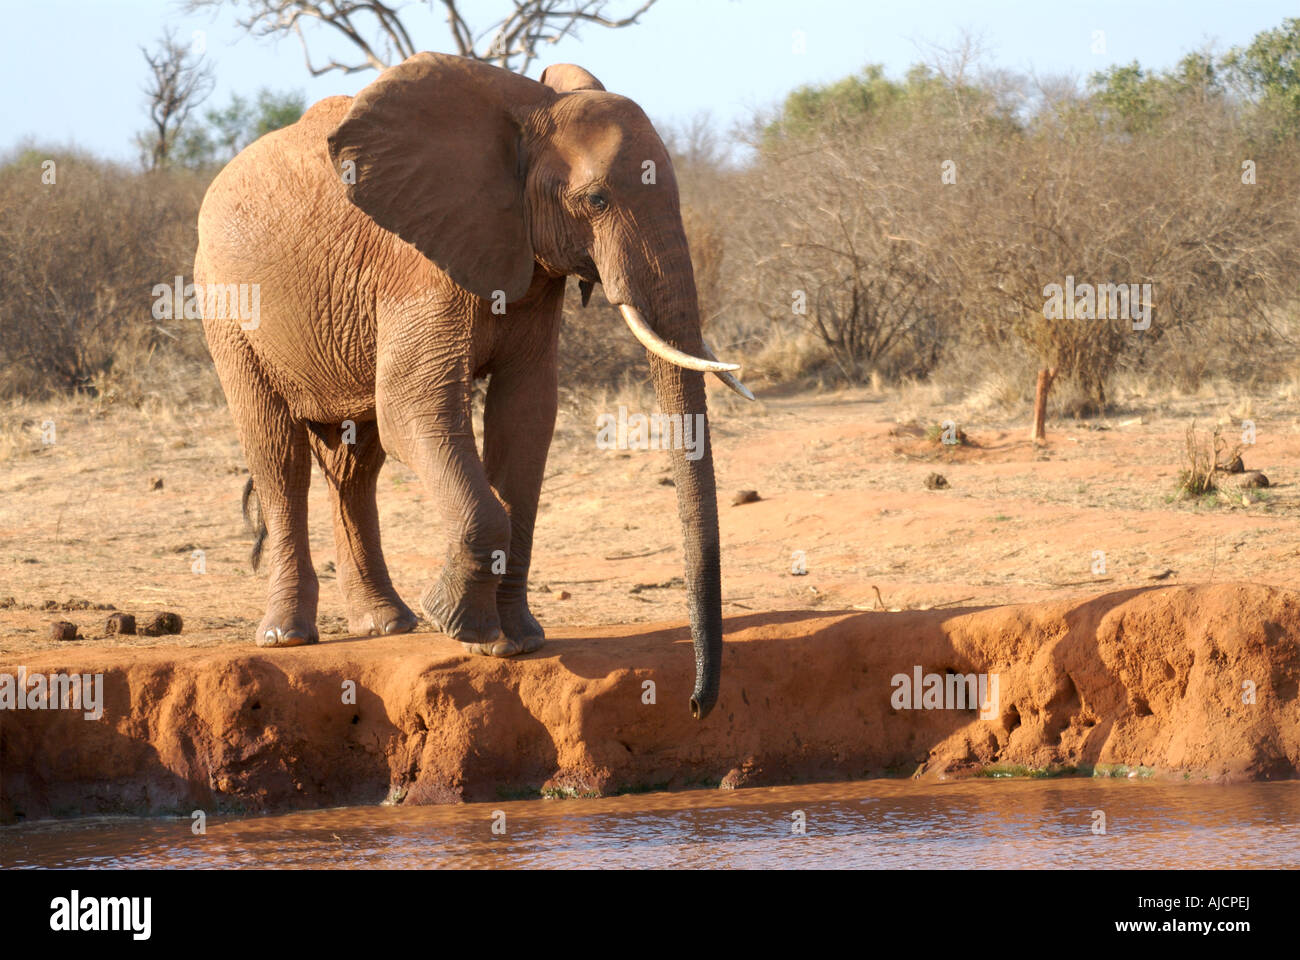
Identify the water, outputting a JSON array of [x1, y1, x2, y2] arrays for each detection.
[[3, 779, 1298, 869]]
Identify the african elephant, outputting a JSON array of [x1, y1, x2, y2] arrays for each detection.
[[194, 53, 750, 718]]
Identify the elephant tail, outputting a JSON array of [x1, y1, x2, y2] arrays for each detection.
[[241, 476, 268, 572]]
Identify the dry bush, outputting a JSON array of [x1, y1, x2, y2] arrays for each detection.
[[741, 326, 835, 385], [1178, 421, 1229, 497], [726, 115, 965, 384], [951, 95, 1300, 411], [0, 146, 211, 401], [669, 36, 1300, 407], [680, 201, 725, 329], [705, 66, 1300, 410]]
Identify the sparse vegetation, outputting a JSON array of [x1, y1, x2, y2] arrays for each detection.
[[7, 16, 1300, 433], [1177, 422, 1245, 499]]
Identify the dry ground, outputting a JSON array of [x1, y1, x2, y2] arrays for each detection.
[[2, 377, 1298, 656]]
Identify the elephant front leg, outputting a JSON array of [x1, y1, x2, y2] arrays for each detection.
[[377, 377, 516, 654], [482, 353, 558, 655], [417, 434, 516, 652]]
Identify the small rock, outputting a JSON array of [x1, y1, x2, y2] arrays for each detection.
[[557, 591, 571, 601], [925, 472, 949, 490], [731, 490, 761, 506], [720, 758, 760, 790], [138, 611, 183, 636], [49, 621, 79, 641], [149, 477, 164, 491], [106, 612, 137, 636]]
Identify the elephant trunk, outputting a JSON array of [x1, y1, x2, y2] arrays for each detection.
[[599, 225, 728, 717], [618, 277, 723, 719], [649, 350, 723, 718]]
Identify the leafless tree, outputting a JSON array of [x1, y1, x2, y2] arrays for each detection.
[[187, 0, 657, 77], [138, 29, 215, 169]]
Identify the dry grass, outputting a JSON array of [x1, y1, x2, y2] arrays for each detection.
[[0, 146, 210, 402], [1177, 422, 1245, 498]]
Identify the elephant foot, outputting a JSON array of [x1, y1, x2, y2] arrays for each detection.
[[348, 598, 418, 637], [460, 635, 543, 657], [492, 596, 545, 657], [256, 608, 319, 647], [421, 572, 504, 649]]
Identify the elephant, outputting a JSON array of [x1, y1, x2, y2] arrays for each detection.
[[193, 52, 752, 718]]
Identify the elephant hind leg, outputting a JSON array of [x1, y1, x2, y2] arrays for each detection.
[[205, 322, 319, 647], [305, 419, 417, 637]]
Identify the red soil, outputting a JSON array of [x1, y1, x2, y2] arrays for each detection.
[[3, 582, 1297, 821]]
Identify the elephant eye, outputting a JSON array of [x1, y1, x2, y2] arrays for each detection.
[[587, 192, 609, 211]]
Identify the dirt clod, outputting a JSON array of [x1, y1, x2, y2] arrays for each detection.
[[48, 621, 78, 641], [105, 612, 136, 635], [138, 611, 183, 636], [1220, 453, 1245, 473]]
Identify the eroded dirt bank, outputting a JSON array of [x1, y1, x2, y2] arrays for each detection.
[[2, 582, 1298, 821]]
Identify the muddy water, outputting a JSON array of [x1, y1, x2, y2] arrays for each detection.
[[4, 779, 1298, 869]]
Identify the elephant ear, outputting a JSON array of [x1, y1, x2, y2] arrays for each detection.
[[540, 63, 605, 93], [328, 53, 551, 302]]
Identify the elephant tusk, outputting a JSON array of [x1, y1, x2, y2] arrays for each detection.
[[701, 340, 756, 401], [619, 304, 740, 373]]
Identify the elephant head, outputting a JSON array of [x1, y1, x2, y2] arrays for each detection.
[[326, 52, 752, 718]]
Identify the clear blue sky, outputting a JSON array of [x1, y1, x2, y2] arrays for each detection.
[[3, 0, 1295, 161]]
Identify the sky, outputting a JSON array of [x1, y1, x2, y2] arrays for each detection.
[[2, 0, 1297, 162]]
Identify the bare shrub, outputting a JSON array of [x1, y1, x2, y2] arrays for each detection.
[[716, 53, 1300, 412], [0, 147, 211, 400], [727, 120, 964, 384], [1178, 422, 1227, 497]]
